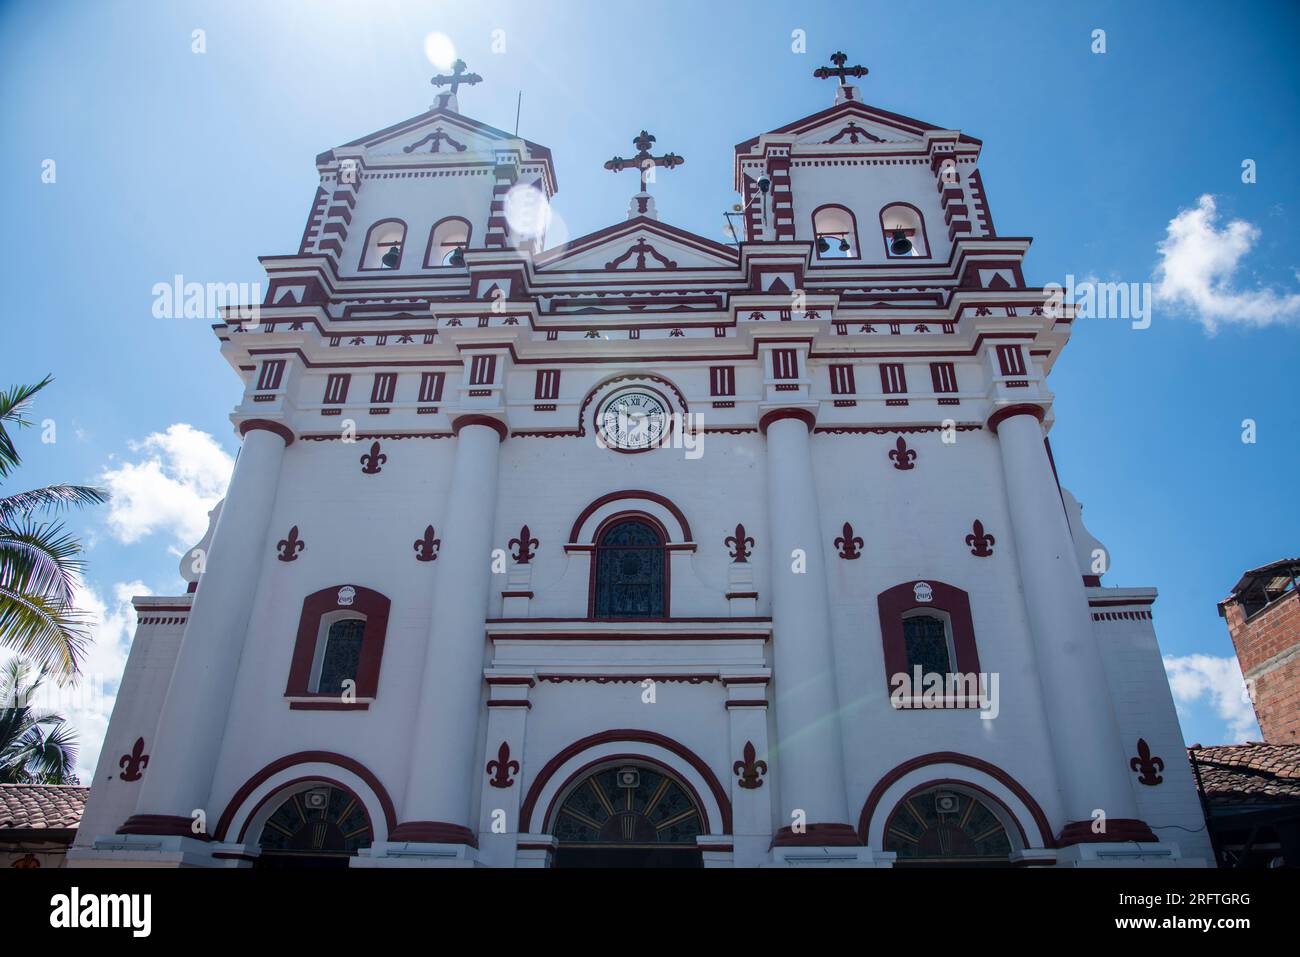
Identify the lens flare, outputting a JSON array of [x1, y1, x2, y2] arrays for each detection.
[[423, 32, 456, 71]]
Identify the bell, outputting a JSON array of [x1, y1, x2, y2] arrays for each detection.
[[448, 246, 465, 267], [838, 237, 851, 252], [890, 229, 913, 255], [816, 236, 830, 254], [381, 244, 401, 268]]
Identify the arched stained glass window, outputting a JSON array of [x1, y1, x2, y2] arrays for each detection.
[[884, 786, 1013, 865], [593, 518, 666, 618], [902, 614, 952, 676], [257, 785, 373, 866], [317, 618, 365, 694], [554, 766, 702, 847]]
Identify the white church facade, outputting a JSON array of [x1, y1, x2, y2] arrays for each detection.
[[73, 54, 1212, 868]]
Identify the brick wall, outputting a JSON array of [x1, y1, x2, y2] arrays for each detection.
[[1224, 589, 1300, 744]]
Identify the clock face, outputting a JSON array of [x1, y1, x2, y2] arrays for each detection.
[[598, 389, 670, 451]]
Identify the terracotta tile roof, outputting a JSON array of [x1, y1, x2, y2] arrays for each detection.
[[0, 784, 89, 830], [1188, 743, 1300, 806]]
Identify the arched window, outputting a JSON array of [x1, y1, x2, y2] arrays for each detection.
[[811, 204, 859, 259], [424, 216, 471, 267], [880, 203, 929, 258], [313, 616, 365, 694], [256, 784, 373, 868], [286, 584, 391, 707], [359, 219, 407, 270], [552, 764, 704, 867], [593, 517, 667, 618], [877, 580, 981, 693], [901, 613, 954, 677], [883, 784, 1014, 866]]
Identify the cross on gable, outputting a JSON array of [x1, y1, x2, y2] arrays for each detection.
[[603, 130, 685, 193], [430, 59, 482, 109], [813, 51, 868, 86]]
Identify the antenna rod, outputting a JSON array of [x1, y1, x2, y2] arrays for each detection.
[[514, 91, 522, 136]]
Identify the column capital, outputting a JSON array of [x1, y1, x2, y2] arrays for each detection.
[[237, 418, 295, 446], [758, 406, 817, 435], [451, 414, 508, 442], [986, 403, 1045, 435]]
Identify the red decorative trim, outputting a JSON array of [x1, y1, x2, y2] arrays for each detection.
[[877, 580, 981, 692], [724, 699, 769, 709], [118, 814, 210, 840], [486, 676, 536, 686], [567, 489, 694, 544], [388, 821, 479, 847], [758, 407, 815, 435], [288, 700, 371, 711], [212, 750, 398, 841], [1057, 819, 1157, 846], [451, 414, 508, 442], [284, 585, 390, 700], [519, 729, 732, 835], [857, 752, 1054, 847], [772, 823, 861, 847], [987, 403, 1045, 434], [486, 699, 532, 709], [536, 673, 717, 684], [239, 418, 295, 446]]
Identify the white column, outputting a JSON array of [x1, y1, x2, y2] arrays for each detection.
[[763, 412, 855, 844], [994, 409, 1146, 840], [127, 424, 289, 834], [395, 419, 502, 847]]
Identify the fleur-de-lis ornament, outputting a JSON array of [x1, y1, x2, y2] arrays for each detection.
[[965, 519, 995, 557], [1130, 738, 1165, 786], [508, 525, 539, 564], [414, 525, 441, 562], [359, 440, 387, 474], [486, 741, 520, 789], [888, 436, 917, 471], [733, 741, 768, 789], [835, 522, 864, 560], [118, 737, 149, 781], [725, 524, 755, 563], [276, 525, 306, 562]]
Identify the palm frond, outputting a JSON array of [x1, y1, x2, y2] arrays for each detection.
[[12, 720, 78, 784], [0, 585, 87, 679], [0, 377, 53, 478], [0, 485, 108, 523], [0, 520, 86, 606]]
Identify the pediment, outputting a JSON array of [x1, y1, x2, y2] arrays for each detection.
[[331, 109, 552, 164], [536, 218, 739, 273], [737, 101, 979, 154]]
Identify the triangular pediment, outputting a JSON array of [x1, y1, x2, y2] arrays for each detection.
[[736, 101, 980, 154], [324, 108, 554, 165], [536, 217, 739, 273]]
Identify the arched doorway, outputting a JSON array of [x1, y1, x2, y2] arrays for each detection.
[[552, 764, 704, 868], [883, 784, 1014, 867], [254, 784, 373, 869]]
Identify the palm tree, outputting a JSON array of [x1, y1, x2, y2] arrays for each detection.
[[0, 377, 107, 679], [0, 658, 78, 784]]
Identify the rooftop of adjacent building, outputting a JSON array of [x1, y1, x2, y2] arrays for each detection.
[[1188, 742, 1300, 807], [1218, 557, 1300, 620]]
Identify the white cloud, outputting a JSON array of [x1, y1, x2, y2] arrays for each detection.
[[1163, 653, 1260, 743], [1154, 194, 1300, 333], [1, 578, 148, 783], [99, 424, 233, 546]]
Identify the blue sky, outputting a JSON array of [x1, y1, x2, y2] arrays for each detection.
[[2, 0, 1297, 778]]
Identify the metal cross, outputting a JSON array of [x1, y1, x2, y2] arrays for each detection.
[[431, 59, 482, 97], [603, 130, 685, 193], [813, 51, 868, 86]]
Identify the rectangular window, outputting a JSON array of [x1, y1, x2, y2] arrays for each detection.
[[534, 369, 561, 401], [418, 372, 445, 404], [880, 363, 907, 394], [829, 364, 857, 395], [370, 373, 397, 404], [469, 354, 497, 386], [996, 344, 1026, 376], [256, 359, 286, 391], [930, 362, 958, 393], [323, 373, 351, 405], [771, 348, 799, 380], [709, 366, 736, 397]]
